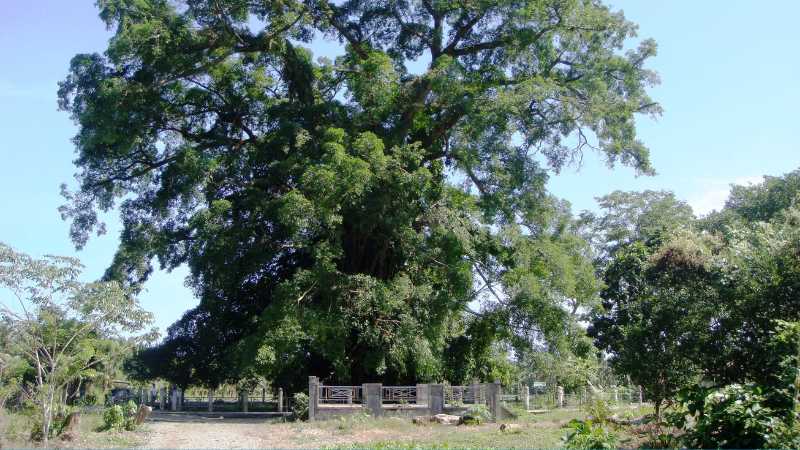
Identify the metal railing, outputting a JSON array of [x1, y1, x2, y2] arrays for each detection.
[[444, 385, 486, 406], [318, 385, 362, 404], [381, 386, 417, 404]]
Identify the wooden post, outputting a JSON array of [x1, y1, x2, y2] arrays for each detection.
[[308, 376, 319, 421], [278, 388, 284, 412]]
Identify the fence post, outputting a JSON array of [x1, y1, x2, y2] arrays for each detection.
[[208, 389, 215, 412], [159, 387, 165, 410], [278, 388, 284, 412], [485, 381, 501, 422], [638, 385, 644, 405], [523, 385, 530, 411], [557, 385, 564, 408], [416, 384, 428, 406], [308, 376, 319, 421], [241, 390, 249, 412], [170, 387, 177, 411], [428, 384, 444, 415], [363, 383, 383, 417]]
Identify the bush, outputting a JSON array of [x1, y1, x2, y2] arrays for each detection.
[[292, 392, 309, 421], [103, 404, 125, 431], [583, 397, 613, 424], [671, 383, 798, 449], [103, 400, 141, 432], [562, 419, 618, 449], [460, 404, 491, 425]]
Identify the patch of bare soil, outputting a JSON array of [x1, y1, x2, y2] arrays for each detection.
[[141, 415, 410, 449]]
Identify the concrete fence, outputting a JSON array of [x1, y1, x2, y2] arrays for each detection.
[[308, 376, 504, 422], [131, 386, 286, 413]]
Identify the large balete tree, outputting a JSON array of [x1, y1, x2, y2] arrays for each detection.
[[58, 0, 659, 391]]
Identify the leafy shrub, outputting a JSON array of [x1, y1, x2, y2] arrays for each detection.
[[582, 397, 613, 424], [103, 401, 141, 432], [562, 419, 618, 449], [460, 404, 491, 425], [103, 404, 125, 431], [671, 383, 798, 448], [292, 392, 309, 421], [123, 400, 139, 430]]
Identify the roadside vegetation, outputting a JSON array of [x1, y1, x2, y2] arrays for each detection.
[[1, 0, 800, 448]]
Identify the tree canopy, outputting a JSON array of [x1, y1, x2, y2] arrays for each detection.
[[59, 0, 659, 390], [590, 172, 800, 419]]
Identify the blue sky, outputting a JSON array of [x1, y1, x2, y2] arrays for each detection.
[[1, 0, 799, 334]]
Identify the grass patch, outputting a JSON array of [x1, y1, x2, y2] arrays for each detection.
[[0, 411, 145, 448]]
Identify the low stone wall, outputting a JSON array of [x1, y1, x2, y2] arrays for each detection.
[[308, 377, 502, 422]]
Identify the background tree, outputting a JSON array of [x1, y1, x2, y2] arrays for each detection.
[[0, 243, 155, 445], [592, 170, 800, 421], [59, 0, 659, 390], [578, 190, 694, 264]]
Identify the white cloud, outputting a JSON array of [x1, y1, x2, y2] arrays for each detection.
[[687, 175, 763, 216]]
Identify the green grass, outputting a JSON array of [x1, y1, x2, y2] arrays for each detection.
[[0, 410, 145, 448], [315, 406, 656, 449]]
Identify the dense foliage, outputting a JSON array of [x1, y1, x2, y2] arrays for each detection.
[[0, 243, 155, 444], [59, 0, 659, 390], [590, 171, 800, 445]]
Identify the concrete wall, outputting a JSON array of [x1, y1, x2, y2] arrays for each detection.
[[309, 381, 501, 422]]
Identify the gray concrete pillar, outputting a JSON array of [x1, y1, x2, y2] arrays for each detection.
[[241, 391, 249, 412], [428, 384, 444, 415], [416, 384, 428, 405], [170, 388, 178, 411], [486, 381, 501, 422], [557, 385, 564, 408], [278, 388, 284, 412], [208, 389, 215, 412], [363, 383, 382, 417], [470, 382, 480, 404], [159, 387, 166, 410], [523, 385, 530, 411], [308, 376, 319, 421]]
